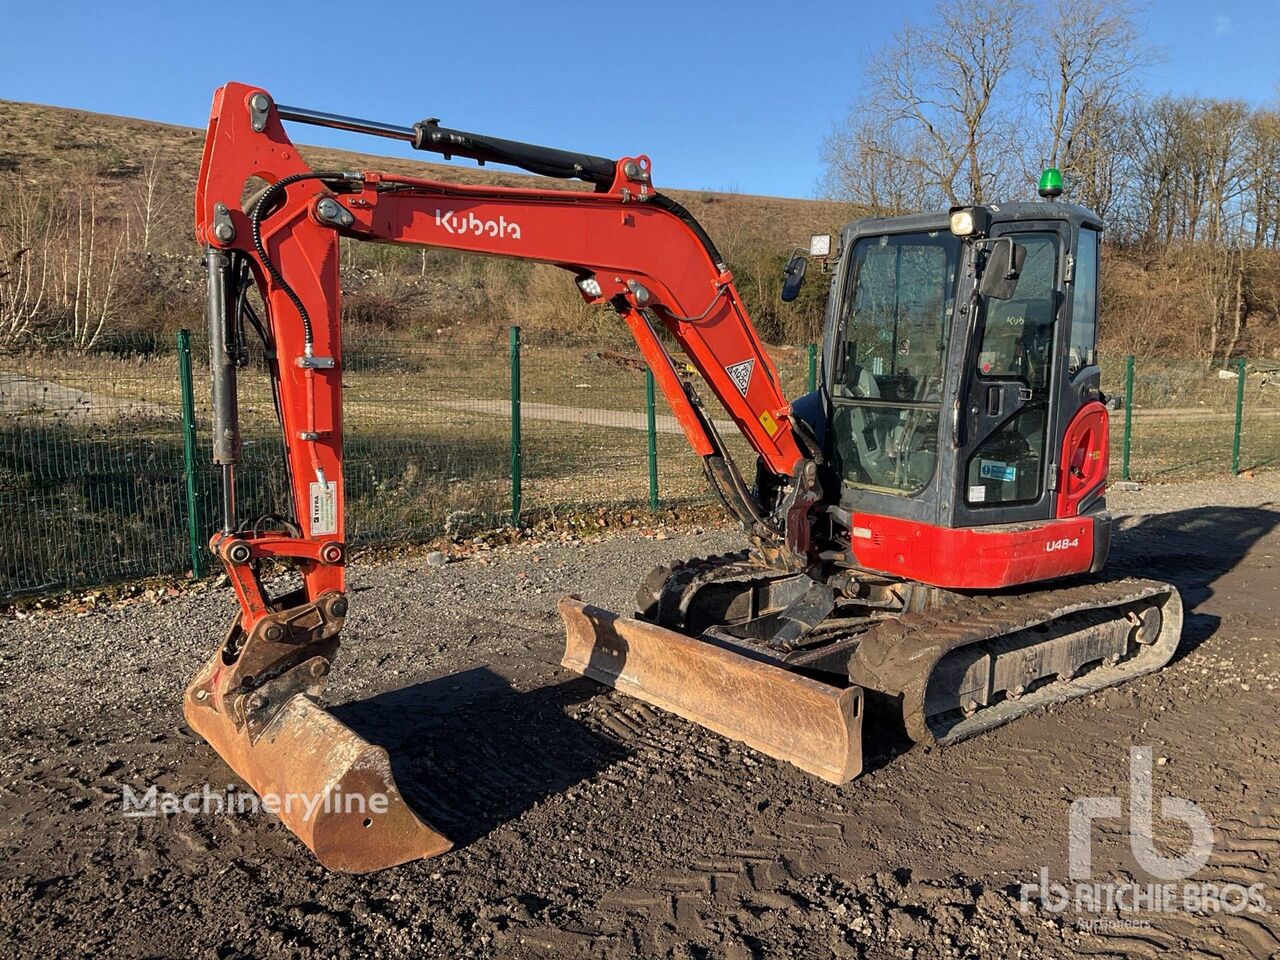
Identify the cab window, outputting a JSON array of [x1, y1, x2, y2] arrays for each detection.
[[832, 231, 960, 494], [1068, 227, 1099, 372]]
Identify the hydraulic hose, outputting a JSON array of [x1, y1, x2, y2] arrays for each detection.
[[248, 171, 361, 351]]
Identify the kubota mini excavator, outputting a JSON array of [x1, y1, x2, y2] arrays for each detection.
[[187, 83, 1182, 872]]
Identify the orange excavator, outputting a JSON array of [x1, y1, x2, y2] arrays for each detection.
[[187, 83, 1182, 872]]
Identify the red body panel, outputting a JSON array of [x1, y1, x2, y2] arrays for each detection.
[[848, 402, 1112, 589], [1057, 401, 1109, 518], [848, 513, 1096, 589]]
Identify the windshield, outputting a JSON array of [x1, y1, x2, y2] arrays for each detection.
[[831, 230, 961, 494], [834, 231, 961, 404]]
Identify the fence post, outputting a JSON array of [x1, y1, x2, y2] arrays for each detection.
[[509, 325, 522, 525], [807, 343, 818, 393], [1232, 356, 1246, 475], [1121, 354, 1134, 482], [646, 366, 659, 511], [177, 329, 206, 579]]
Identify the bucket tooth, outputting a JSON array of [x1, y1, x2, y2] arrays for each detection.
[[558, 596, 862, 784], [184, 664, 450, 873]]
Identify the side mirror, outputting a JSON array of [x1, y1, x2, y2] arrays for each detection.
[[781, 253, 808, 302], [978, 238, 1026, 300]]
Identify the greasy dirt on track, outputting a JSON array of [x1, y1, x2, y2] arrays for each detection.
[[2, 478, 1279, 959]]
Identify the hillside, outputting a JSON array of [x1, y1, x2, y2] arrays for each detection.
[[0, 98, 848, 346], [0, 98, 847, 245], [2, 98, 1278, 357]]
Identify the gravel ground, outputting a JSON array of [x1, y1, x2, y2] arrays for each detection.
[[2, 476, 1278, 959]]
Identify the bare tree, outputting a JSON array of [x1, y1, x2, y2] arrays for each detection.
[[819, 108, 937, 213], [1065, 99, 1133, 222], [1243, 108, 1280, 247], [1192, 100, 1251, 245], [130, 149, 173, 255], [0, 180, 61, 347], [1124, 96, 1194, 247], [58, 183, 128, 351], [824, 0, 1030, 207], [1030, 0, 1151, 182]]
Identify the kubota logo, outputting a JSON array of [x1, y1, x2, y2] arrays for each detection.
[[1045, 537, 1080, 552], [434, 209, 522, 240]]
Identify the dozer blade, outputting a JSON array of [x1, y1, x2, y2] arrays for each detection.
[[559, 597, 863, 784], [184, 670, 451, 873]]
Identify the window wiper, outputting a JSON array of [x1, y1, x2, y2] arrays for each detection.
[[834, 338, 851, 385]]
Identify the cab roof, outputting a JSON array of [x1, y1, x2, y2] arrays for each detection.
[[842, 201, 1103, 242]]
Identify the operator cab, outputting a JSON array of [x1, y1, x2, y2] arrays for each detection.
[[811, 201, 1104, 531]]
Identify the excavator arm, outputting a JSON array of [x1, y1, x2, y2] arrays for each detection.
[[196, 84, 811, 566], [184, 83, 851, 873]]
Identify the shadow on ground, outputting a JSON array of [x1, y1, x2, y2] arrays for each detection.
[[332, 668, 626, 847], [1110, 502, 1279, 660]]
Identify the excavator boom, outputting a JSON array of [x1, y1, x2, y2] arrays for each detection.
[[187, 83, 848, 871]]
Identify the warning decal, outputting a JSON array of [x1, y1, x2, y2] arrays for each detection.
[[726, 358, 755, 396]]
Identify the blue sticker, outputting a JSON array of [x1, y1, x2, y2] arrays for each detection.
[[979, 460, 1017, 482]]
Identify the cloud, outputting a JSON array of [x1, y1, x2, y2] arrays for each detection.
[[1214, 13, 1233, 35]]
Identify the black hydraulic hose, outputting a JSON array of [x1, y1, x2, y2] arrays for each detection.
[[686, 387, 781, 538], [790, 414, 826, 466], [648, 193, 727, 271], [248, 170, 360, 350], [233, 255, 298, 527]]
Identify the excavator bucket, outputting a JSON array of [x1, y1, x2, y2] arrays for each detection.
[[184, 654, 451, 873], [559, 597, 863, 784]]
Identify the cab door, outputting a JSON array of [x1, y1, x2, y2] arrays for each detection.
[[952, 221, 1068, 526]]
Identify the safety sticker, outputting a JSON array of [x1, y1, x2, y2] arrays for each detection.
[[309, 481, 337, 536], [979, 459, 1017, 482], [759, 409, 779, 436], [726, 358, 755, 396], [968, 484, 987, 502]]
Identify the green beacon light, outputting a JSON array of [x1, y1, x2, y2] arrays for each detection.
[[1038, 167, 1064, 200]]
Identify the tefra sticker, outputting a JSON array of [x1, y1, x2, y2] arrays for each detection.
[[725, 359, 755, 396], [309, 481, 337, 536]]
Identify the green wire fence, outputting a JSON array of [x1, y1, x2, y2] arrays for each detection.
[[1, 335, 1276, 599]]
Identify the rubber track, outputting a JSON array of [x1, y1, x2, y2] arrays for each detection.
[[847, 576, 1183, 746]]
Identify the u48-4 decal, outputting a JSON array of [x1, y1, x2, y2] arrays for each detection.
[[1044, 537, 1080, 552]]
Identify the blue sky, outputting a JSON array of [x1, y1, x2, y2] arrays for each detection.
[[1, 1, 1275, 197]]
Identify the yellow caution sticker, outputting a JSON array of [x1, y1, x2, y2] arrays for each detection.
[[759, 409, 779, 437]]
